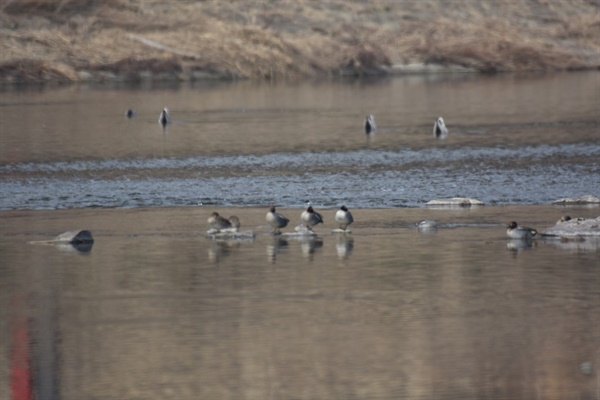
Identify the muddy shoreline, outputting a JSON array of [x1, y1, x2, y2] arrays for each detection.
[[1, 0, 599, 84]]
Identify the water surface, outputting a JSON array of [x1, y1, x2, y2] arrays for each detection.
[[1, 73, 599, 400], [0, 205, 598, 400], [1, 72, 598, 209]]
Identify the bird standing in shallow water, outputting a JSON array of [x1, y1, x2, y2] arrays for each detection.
[[364, 114, 376, 134], [266, 206, 289, 234], [506, 221, 537, 239], [159, 108, 170, 127], [301, 206, 324, 229], [335, 205, 353, 230], [208, 212, 232, 231], [433, 116, 448, 138]]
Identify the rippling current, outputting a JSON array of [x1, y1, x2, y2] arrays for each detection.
[[1, 72, 599, 210]]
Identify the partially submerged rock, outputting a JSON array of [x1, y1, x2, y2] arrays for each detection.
[[426, 198, 484, 207], [29, 230, 94, 253], [552, 195, 600, 205], [543, 216, 600, 237], [53, 230, 94, 244]]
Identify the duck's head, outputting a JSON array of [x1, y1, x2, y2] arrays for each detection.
[[507, 221, 518, 229]]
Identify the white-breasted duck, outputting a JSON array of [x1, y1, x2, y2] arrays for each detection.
[[506, 221, 537, 239], [433, 116, 448, 138], [266, 205, 290, 234], [335, 205, 354, 230], [301, 206, 324, 229]]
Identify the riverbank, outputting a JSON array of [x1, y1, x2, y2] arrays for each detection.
[[1, 0, 599, 83]]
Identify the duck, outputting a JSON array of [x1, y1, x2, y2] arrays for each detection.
[[207, 212, 232, 231], [125, 109, 136, 118], [556, 215, 571, 224], [417, 220, 438, 230], [228, 216, 241, 232], [433, 116, 448, 138], [301, 206, 324, 229], [506, 221, 537, 239], [335, 205, 354, 230], [266, 205, 290, 234], [158, 108, 170, 127], [364, 114, 376, 134]]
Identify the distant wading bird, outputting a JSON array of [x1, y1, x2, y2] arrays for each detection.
[[159, 108, 170, 127], [433, 116, 448, 138], [301, 206, 324, 230], [266, 205, 290, 234], [335, 205, 354, 230], [506, 221, 538, 239], [364, 114, 376, 134]]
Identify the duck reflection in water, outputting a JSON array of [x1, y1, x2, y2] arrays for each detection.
[[336, 235, 354, 259], [507, 238, 536, 255], [297, 237, 323, 260], [208, 240, 243, 263], [266, 237, 289, 263]]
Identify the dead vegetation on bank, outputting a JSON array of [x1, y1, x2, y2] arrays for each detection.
[[0, 0, 598, 83]]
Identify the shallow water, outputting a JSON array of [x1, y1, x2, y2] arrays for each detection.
[[0, 205, 599, 400], [0, 73, 599, 400], [1, 72, 599, 209]]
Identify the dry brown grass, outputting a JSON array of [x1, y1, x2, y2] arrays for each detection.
[[1, 0, 598, 82]]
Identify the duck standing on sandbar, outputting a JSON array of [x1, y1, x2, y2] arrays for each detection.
[[301, 206, 324, 230], [335, 205, 353, 231], [266, 206, 290, 234]]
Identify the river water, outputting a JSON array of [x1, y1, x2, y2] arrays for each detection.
[[0, 72, 599, 400]]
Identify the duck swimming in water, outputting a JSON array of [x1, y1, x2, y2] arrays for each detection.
[[433, 116, 448, 138], [417, 220, 438, 230], [301, 206, 324, 229], [335, 205, 354, 230], [158, 108, 170, 127], [266, 206, 290, 234], [125, 109, 136, 118], [506, 221, 537, 239], [207, 212, 232, 231], [364, 114, 376, 134]]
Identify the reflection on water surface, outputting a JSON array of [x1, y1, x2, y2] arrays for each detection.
[[1, 205, 599, 400]]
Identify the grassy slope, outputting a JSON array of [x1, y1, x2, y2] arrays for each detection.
[[0, 0, 599, 82]]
